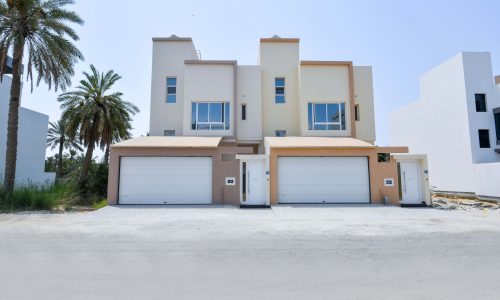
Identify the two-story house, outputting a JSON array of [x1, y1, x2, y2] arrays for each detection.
[[390, 52, 500, 197], [107, 36, 430, 207]]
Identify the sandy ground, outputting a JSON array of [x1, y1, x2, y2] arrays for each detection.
[[1, 205, 500, 300]]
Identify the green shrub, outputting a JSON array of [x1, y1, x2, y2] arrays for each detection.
[[1, 183, 76, 212], [92, 199, 107, 210]]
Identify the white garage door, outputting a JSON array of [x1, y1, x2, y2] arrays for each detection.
[[119, 157, 212, 205], [278, 157, 370, 204]]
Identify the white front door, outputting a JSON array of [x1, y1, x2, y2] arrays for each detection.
[[400, 160, 422, 204], [241, 160, 266, 205]]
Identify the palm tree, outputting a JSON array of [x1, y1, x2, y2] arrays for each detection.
[[59, 65, 139, 188], [0, 0, 84, 194], [46, 118, 82, 178]]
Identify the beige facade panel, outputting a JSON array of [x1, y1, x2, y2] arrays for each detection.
[[259, 41, 301, 137], [149, 39, 198, 136], [237, 66, 263, 141], [353, 66, 376, 143], [264, 137, 375, 149]]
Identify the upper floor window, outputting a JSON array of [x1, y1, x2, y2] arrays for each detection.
[[166, 77, 177, 103], [494, 109, 500, 144], [275, 130, 286, 137], [475, 93, 486, 112], [355, 104, 360, 121], [307, 102, 346, 130], [164, 130, 175, 136], [241, 104, 247, 120], [275, 77, 285, 103], [478, 129, 490, 148], [191, 102, 230, 130]]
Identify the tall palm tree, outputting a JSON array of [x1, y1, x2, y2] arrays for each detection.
[[46, 118, 82, 178], [59, 65, 139, 187], [0, 0, 84, 194]]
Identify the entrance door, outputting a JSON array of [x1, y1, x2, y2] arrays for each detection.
[[241, 160, 266, 206], [400, 160, 422, 205]]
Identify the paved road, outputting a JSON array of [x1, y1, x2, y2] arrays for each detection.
[[1, 206, 500, 300]]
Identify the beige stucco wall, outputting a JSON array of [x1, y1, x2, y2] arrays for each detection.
[[149, 40, 198, 136], [299, 64, 353, 137], [259, 41, 300, 137], [237, 65, 262, 141], [353, 66, 376, 143], [183, 64, 235, 137]]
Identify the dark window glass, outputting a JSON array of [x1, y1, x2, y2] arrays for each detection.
[[166, 77, 177, 103], [275, 87, 285, 95], [242, 104, 246, 120], [164, 130, 175, 136], [209, 103, 222, 123], [355, 104, 360, 121], [275, 77, 285, 103], [275, 130, 286, 137], [378, 153, 390, 162], [495, 112, 500, 142], [167, 78, 177, 86], [341, 103, 346, 130], [475, 94, 487, 112], [314, 104, 327, 122], [478, 129, 490, 148], [327, 103, 339, 123], [198, 103, 209, 122], [275, 78, 285, 86], [275, 95, 285, 103]]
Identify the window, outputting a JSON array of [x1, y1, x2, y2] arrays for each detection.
[[307, 103, 346, 130], [241, 104, 246, 120], [275, 130, 286, 137], [355, 104, 360, 121], [275, 77, 285, 103], [166, 77, 177, 103], [378, 153, 390, 162], [475, 94, 486, 112], [163, 130, 175, 136], [494, 110, 500, 143], [478, 129, 490, 148], [191, 102, 230, 130]]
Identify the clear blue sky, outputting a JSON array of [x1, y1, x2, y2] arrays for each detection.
[[19, 0, 500, 149]]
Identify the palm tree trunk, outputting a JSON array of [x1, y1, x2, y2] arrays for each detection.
[[3, 40, 25, 194], [56, 137, 64, 179], [79, 143, 94, 187]]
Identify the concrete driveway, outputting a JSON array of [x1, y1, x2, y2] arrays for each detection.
[[1, 205, 500, 300]]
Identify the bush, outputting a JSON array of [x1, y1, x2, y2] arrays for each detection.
[[1, 183, 76, 212]]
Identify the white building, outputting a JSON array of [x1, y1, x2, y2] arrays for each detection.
[[390, 52, 500, 197], [0, 73, 55, 186]]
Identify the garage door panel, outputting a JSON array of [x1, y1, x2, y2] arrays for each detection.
[[119, 157, 212, 205], [278, 157, 370, 204]]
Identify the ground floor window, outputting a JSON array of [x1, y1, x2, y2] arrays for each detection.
[[308, 102, 346, 130], [478, 129, 490, 148], [191, 102, 230, 130]]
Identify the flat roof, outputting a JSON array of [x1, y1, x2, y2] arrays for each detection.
[[260, 37, 300, 43], [111, 137, 223, 148], [152, 36, 192, 42], [300, 61, 353, 66], [184, 60, 237, 65], [265, 137, 375, 148]]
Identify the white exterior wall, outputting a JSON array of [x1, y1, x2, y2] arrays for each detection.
[[0, 75, 55, 186], [182, 64, 235, 137], [390, 52, 500, 196], [299, 65, 353, 137], [237, 66, 262, 141], [473, 163, 500, 197], [462, 52, 500, 163], [259, 42, 300, 137], [149, 40, 198, 136], [353, 66, 376, 143]]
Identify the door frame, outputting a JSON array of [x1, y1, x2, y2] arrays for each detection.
[[399, 160, 422, 204], [236, 155, 270, 207]]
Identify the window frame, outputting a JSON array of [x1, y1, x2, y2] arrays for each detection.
[[191, 102, 230, 130], [478, 129, 491, 148], [308, 102, 346, 131], [166, 77, 177, 103], [475, 93, 487, 112], [275, 77, 285, 104]]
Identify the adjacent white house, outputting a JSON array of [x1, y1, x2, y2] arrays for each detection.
[[0, 70, 55, 186], [390, 52, 500, 197]]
